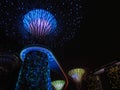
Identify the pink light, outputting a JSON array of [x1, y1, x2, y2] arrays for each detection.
[[29, 19, 51, 37]]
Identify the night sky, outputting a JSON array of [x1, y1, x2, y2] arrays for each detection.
[[0, 0, 119, 76]]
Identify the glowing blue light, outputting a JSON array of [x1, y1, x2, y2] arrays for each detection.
[[23, 9, 57, 37], [20, 46, 60, 72]]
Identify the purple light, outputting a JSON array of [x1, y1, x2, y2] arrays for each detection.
[[29, 19, 51, 37]]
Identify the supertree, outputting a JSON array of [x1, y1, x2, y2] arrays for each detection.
[[68, 68, 85, 90], [1, 1, 81, 89], [19, 9, 59, 47], [15, 9, 68, 90], [1, 0, 81, 48], [23, 9, 57, 38], [52, 80, 65, 90], [0, 52, 21, 90]]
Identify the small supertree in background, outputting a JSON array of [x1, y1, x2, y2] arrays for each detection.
[[15, 9, 68, 90], [0, 52, 21, 90], [68, 68, 85, 90], [52, 80, 65, 90]]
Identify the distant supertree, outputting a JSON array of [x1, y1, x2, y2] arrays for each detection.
[[23, 9, 57, 39], [0, 53, 21, 90], [68, 68, 86, 90]]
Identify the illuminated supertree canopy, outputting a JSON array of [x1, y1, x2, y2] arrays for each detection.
[[23, 9, 57, 38], [68, 68, 85, 90], [52, 80, 65, 90], [68, 68, 85, 83], [0, 0, 81, 48]]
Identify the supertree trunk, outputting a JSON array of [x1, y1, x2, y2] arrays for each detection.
[[15, 50, 52, 90]]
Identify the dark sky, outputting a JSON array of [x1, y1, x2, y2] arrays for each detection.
[[0, 0, 119, 73]]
